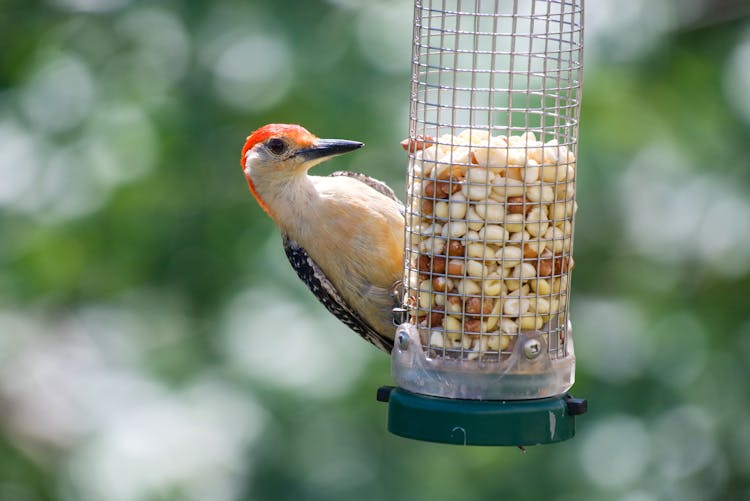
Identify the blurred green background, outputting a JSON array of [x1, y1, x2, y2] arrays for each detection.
[[1, 0, 750, 500]]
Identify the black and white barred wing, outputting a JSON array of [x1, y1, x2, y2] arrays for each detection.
[[282, 233, 394, 353]]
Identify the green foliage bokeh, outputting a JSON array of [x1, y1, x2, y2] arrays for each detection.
[[0, 1, 749, 500]]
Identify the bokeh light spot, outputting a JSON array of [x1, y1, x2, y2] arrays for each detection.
[[50, 0, 130, 13], [220, 287, 371, 399], [211, 34, 293, 112], [648, 312, 707, 389], [574, 297, 651, 383], [115, 7, 191, 96], [85, 102, 158, 185], [356, 2, 412, 74], [580, 414, 651, 489], [724, 27, 750, 126], [652, 405, 717, 480], [619, 142, 750, 278], [0, 121, 42, 207], [19, 52, 97, 134]]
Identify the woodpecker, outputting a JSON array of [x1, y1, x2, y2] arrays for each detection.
[[241, 124, 404, 352]]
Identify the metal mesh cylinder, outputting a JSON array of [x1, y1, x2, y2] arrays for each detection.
[[394, 0, 584, 400]]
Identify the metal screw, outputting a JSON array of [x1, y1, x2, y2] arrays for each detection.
[[397, 331, 410, 351], [523, 338, 541, 359]]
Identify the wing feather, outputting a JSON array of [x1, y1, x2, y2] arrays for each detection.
[[282, 233, 394, 353], [330, 171, 401, 204]]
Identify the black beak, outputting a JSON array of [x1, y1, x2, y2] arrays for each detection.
[[296, 139, 364, 162]]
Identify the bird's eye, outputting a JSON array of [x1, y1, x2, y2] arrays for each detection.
[[266, 138, 288, 155]]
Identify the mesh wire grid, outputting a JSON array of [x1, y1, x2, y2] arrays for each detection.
[[402, 0, 584, 365]]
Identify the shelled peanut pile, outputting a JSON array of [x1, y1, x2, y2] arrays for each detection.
[[403, 129, 576, 360]]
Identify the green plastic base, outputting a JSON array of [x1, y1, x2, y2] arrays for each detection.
[[381, 387, 584, 446]]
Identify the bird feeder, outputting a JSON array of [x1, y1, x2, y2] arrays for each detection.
[[379, 0, 587, 446]]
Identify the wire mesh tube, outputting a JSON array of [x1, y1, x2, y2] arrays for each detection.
[[394, 0, 584, 400]]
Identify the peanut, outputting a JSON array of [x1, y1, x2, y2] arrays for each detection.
[[504, 213, 525, 233], [524, 239, 547, 258], [511, 262, 537, 281], [447, 240, 465, 257], [506, 196, 527, 215], [456, 278, 481, 296], [543, 226, 566, 254], [496, 245, 523, 268], [520, 131, 538, 144], [483, 277, 505, 296], [448, 192, 469, 219], [466, 206, 484, 230], [541, 139, 562, 164], [500, 335, 511, 351], [472, 135, 509, 168], [549, 296, 560, 315], [556, 182, 575, 202], [425, 307, 444, 327], [550, 200, 574, 221], [540, 164, 563, 183], [432, 276, 450, 292], [401, 135, 435, 152], [423, 180, 445, 199], [420, 222, 442, 237], [446, 295, 463, 314], [441, 221, 468, 238], [519, 315, 543, 331], [464, 230, 481, 241], [434, 201, 450, 219], [478, 224, 508, 243], [464, 318, 482, 333], [523, 160, 540, 183], [474, 201, 505, 221], [537, 250, 554, 277], [466, 259, 487, 278], [554, 254, 571, 275], [526, 184, 555, 203], [466, 166, 493, 184], [564, 164, 575, 181], [447, 259, 465, 276], [503, 297, 530, 317], [484, 334, 499, 351], [508, 230, 530, 244], [553, 275, 569, 293], [484, 299, 503, 330], [499, 318, 520, 336], [418, 290, 433, 308], [457, 128, 490, 144], [408, 129, 577, 356], [557, 220, 573, 236], [439, 175, 463, 196], [417, 254, 431, 272], [419, 236, 446, 255], [462, 180, 493, 201], [506, 147, 526, 167], [429, 330, 445, 348], [491, 176, 525, 199], [525, 206, 549, 237], [432, 256, 446, 274], [465, 297, 493, 316], [530, 296, 550, 314], [466, 242, 489, 259], [529, 278, 551, 295], [443, 315, 462, 334]]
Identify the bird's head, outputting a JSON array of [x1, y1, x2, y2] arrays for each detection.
[[240, 124, 363, 216]]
